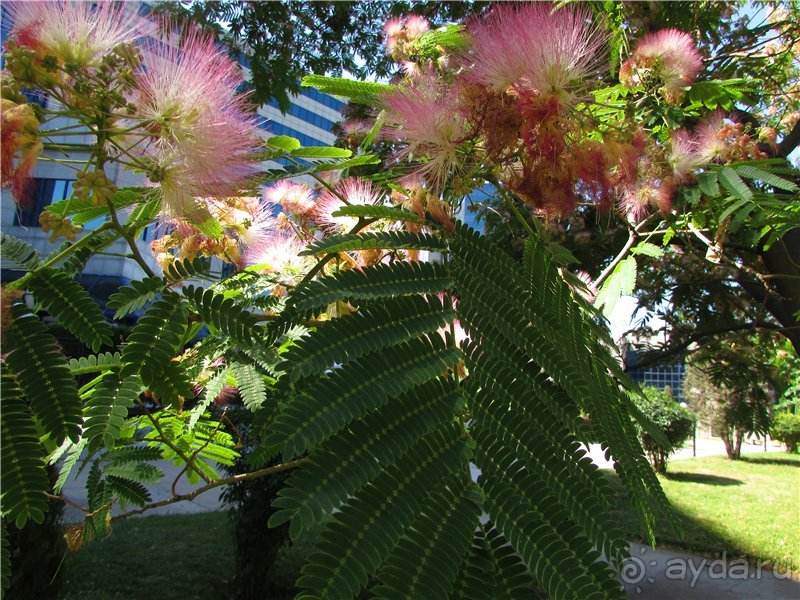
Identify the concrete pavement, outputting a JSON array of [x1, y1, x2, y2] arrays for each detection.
[[621, 542, 800, 599]]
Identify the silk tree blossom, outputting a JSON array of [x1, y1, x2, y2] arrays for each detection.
[[1, 98, 42, 206], [315, 177, 385, 232], [463, 3, 604, 100], [206, 196, 275, 250], [621, 29, 702, 103], [695, 111, 767, 164], [128, 27, 261, 220], [621, 178, 674, 222], [244, 231, 309, 276], [382, 72, 471, 188], [383, 15, 430, 60], [668, 130, 704, 182], [265, 181, 316, 219], [7, 0, 151, 69]]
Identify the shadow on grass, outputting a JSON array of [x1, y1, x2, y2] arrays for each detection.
[[603, 471, 747, 560], [739, 455, 799, 467], [663, 472, 742, 486]]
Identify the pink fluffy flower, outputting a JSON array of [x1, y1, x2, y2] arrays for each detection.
[[7, 0, 151, 68], [464, 3, 604, 99], [129, 27, 261, 220], [265, 181, 316, 218], [315, 177, 384, 232], [620, 179, 674, 222], [668, 129, 703, 181], [244, 231, 307, 275], [382, 15, 430, 59], [382, 71, 470, 188], [626, 29, 703, 103]]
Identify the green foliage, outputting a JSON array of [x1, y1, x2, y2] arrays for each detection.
[[300, 231, 446, 256], [163, 257, 212, 283], [290, 146, 352, 159], [28, 268, 113, 351], [4, 304, 82, 445], [231, 363, 267, 412], [595, 256, 637, 316], [106, 276, 166, 319], [0, 372, 49, 528], [331, 204, 424, 223], [83, 373, 142, 451], [286, 261, 451, 316], [686, 79, 753, 110], [0, 233, 40, 271], [631, 387, 696, 473], [68, 352, 123, 375], [183, 285, 263, 345], [264, 224, 669, 599], [119, 292, 193, 404], [302, 74, 394, 104], [770, 412, 800, 453]]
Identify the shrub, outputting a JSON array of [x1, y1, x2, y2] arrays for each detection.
[[633, 387, 696, 473], [770, 412, 800, 453]]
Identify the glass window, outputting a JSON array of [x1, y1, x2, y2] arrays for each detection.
[[14, 178, 74, 227]]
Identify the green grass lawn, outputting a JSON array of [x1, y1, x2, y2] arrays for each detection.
[[59, 453, 799, 598], [607, 452, 800, 573], [60, 511, 316, 600]]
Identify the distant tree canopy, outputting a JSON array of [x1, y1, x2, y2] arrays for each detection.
[[155, 1, 486, 111]]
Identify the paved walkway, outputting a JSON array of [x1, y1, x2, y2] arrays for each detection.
[[586, 435, 784, 470], [622, 542, 800, 599]]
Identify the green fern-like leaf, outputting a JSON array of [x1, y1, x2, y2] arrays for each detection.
[[83, 373, 142, 451], [54, 439, 87, 494], [58, 229, 119, 278], [270, 377, 461, 540], [281, 294, 454, 383], [107, 276, 166, 319], [331, 204, 424, 223], [106, 475, 151, 507], [106, 445, 164, 464], [183, 285, 263, 345], [68, 352, 123, 375], [734, 164, 799, 192], [288, 261, 451, 316], [103, 462, 163, 484], [296, 424, 472, 599], [5, 304, 82, 443], [718, 165, 753, 202], [270, 332, 460, 459], [373, 479, 481, 600], [300, 231, 446, 257], [0, 233, 41, 270], [0, 371, 50, 528], [231, 363, 267, 411], [119, 292, 191, 400], [163, 257, 211, 283], [28, 268, 113, 352], [302, 74, 393, 103], [190, 367, 230, 429]]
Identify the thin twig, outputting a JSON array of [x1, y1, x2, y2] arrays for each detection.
[[111, 458, 306, 521]]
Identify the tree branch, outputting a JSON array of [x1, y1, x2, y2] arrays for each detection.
[[625, 320, 793, 371], [111, 457, 306, 521]]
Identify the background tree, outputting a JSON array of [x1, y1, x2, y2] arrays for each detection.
[[682, 332, 782, 458], [632, 387, 696, 473], [155, 1, 485, 111]]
